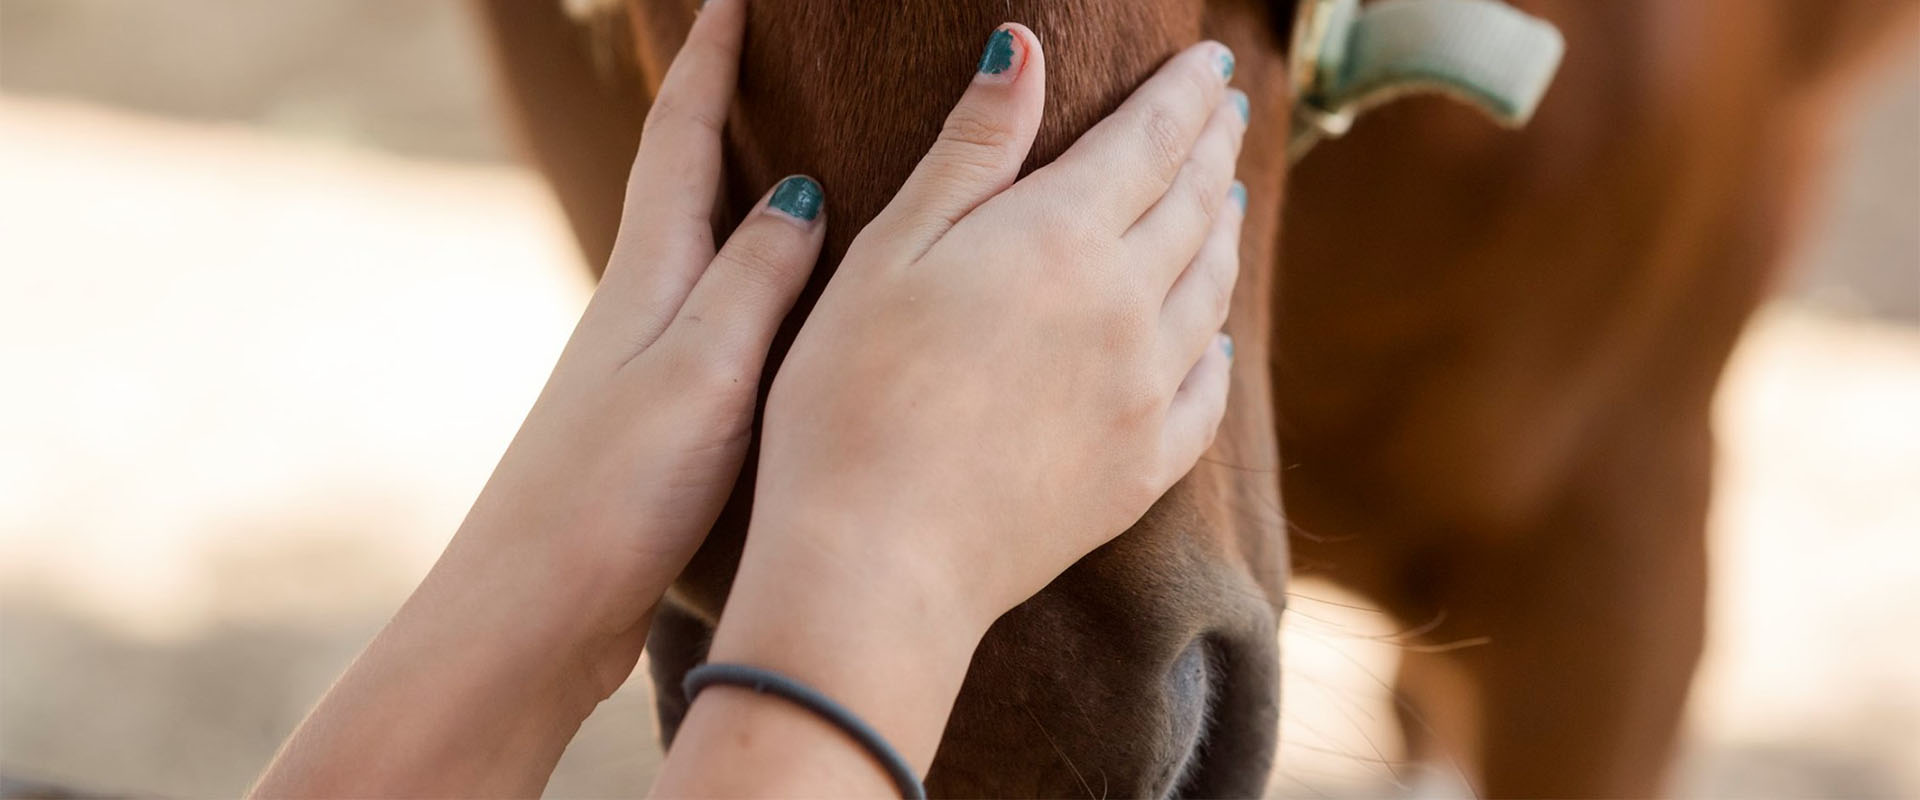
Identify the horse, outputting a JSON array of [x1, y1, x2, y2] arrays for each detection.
[[472, 0, 1917, 795]]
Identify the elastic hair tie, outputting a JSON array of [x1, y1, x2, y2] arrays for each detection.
[[683, 662, 928, 799]]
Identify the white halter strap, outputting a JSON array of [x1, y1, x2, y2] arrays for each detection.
[[1288, 0, 1566, 162]]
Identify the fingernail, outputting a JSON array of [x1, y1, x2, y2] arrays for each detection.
[[1220, 333, 1235, 360], [767, 175, 823, 223], [976, 26, 1021, 82], [1229, 180, 1247, 212], [1228, 89, 1249, 123], [1215, 45, 1235, 80]]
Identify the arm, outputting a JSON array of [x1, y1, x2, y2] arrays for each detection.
[[654, 21, 1247, 796], [257, 2, 1244, 794], [254, 1, 824, 793], [247, 536, 613, 797]]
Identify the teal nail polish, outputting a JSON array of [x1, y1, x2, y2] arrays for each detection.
[[978, 28, 1017, 75], [768, 176, 823, 221], [1229, 180, 1248, 212], [1216, 48, 1235, 80], [1222, 334, 1235, 360], [1229, 90, 1249, 123]]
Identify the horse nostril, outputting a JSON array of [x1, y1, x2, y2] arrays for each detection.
[[1161, 639, 1217, 797], [1168, 638, 1212, 710]]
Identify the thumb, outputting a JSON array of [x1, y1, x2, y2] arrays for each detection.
[[867, 23, 1047, 261], [657, 176, 827, 366]]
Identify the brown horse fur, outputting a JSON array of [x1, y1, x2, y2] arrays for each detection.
[[471, 0, 1918, 796]]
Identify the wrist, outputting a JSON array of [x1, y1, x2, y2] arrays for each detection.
[[742, 493, 1008, 629], [699, 514, 992, 773], [431, 518, 653, 700]]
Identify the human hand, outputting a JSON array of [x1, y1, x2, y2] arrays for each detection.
[[443, 0, 824, 695], [662, 22, 1247, 794], [253, 2, 821, 795], [742, 27, 1244, 638]]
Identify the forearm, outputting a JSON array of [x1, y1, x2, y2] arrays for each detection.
[[252, 529, 631, 798]]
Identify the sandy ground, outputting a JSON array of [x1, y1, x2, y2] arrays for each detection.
[[1, 47, 1917, 800]]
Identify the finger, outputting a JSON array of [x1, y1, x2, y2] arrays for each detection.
[[1157, 181, 1244, 382], [656, 176, 827, 365], [864, 23, 1047, 261], [1160, 333, 1234, 483], [1033, 41, 1234, 231], [597, 0, 748, 342], [1125, 88, 1248, 287]]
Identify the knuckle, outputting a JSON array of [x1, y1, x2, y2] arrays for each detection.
[[1076, 227, 1122, 268], [1178, 54, 1221, 99], [1123, 296, 1156, 331], [936, 108, 1017, 163], [1092, 289, 1152, 339], [662, 344, 749, 395], [624, 226, 706, 271], [1117, 463, 1167, 509], [695, 358, 756, 398], [1186, 165, 1225, 220], [683, 347, 738, 385], [643, 92, 726, 140], [1110, 381, 1163, 432], [719, 233, 801, 294], [924, 147, 1006, 184], [686, 35, 736, 70], [1135, 102, 1188, 175], [1027, 202, 1080, 232], [1033, 215, 1111, 274], [890, 214, 957, 251], [1206, 256, 1237, 320], [1117, 477, 1154, 511], [1226, 107, 1250, 151], [1200, 407, 1226, 448]]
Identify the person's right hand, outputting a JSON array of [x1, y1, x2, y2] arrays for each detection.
[[749, 25, 1244, 635], [656, 23, 1248, 794]]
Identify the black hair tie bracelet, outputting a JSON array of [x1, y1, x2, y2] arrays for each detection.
[[683, 662, 928, 800]]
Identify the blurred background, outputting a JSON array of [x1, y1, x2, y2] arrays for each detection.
[[0, 1, 1915, 797]]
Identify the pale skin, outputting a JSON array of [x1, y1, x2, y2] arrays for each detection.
[[251, 0, 1245, 795]]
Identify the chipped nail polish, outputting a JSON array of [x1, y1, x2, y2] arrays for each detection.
[[978, 28, 1018, 76]]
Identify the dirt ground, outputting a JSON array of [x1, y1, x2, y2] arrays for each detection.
[[1, 2, 1916, 796]]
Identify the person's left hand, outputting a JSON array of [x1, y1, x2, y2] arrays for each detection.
[[253, 2, 818, 793], [250, 4, 820, 795], [445, 0, 825, 699]]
